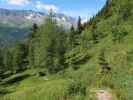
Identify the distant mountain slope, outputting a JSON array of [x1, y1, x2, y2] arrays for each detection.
[[0, 8, 76, 45]]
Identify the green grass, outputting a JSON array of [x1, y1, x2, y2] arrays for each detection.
[[1, 33, 133, 100], [0, 54, 132, 100], [1, 0, 133, 100]]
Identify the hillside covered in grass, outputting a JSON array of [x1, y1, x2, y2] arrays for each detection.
[[0, 0, 133, 100]]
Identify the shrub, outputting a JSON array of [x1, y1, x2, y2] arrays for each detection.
[[67, 80, 86, 96]]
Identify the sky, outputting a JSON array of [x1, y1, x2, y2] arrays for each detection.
[[0, 0, 106, 20]]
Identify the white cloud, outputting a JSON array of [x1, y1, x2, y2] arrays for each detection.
[[62, 8, 100, 23], [81, 17, 89, 23], [6, 0, 30, 6], [36, 1, 58, 12], [63, 8, 98, 18]]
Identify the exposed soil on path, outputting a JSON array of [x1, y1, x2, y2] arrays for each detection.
[[96, 90, 112, 100]]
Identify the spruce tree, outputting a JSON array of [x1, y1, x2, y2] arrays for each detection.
[[28, 23, 38, 39], [36, 17, 57, 67], [12, 42, 27, 73], [92, 24, 98, 44], [45, 39, 55, 73], [77, 16, 82, 34], [67, 25, 76, 50], [0, 49, 4, 72], [41, 18, 66, 73], [54, 27, 67, 73], [3, 49, 13, 71], [33, 23, 38, 33], [28, 23, 38, 67]]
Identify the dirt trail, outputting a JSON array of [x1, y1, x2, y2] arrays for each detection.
[[96, 90, 112, 100]]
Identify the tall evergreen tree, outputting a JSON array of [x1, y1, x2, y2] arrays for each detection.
[[28, 23, 38, 67], [0, 49, 4, 72], [12, 42, 27, 72], [32, 23, 38, 33], [67, 25, 76, 50], [92, 24, 98, 44], [45, 39, 55, 73], [3, 49, 13, 71], [35, 17, 57, 67], [28, 23, 38, 39], [77, 16, 82, 34], [54, 27, 67, 72]]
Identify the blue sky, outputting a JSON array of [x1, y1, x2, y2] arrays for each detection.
[[0, 0, 106, 19]]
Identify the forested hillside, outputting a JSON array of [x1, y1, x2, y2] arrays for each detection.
[[0, 0, 133, 100]]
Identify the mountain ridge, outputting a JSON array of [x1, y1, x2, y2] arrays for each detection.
[[0, 8, 76, 45]]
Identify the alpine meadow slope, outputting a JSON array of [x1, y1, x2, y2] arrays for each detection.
[[0, 0, 133, 100]]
